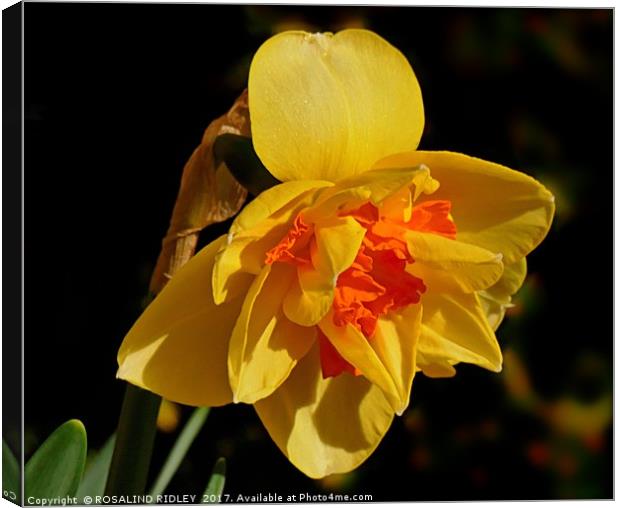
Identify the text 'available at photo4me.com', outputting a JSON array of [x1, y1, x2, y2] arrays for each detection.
[[25, 492, 375, 505]]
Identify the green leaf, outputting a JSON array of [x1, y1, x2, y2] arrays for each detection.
[[213, 134, 280, 196], [202, 457, 226, 501], [76, 434, 116, 502], [3, 440, 20, 503], [149, 407, 210, 497], [25, 419, 87, 500]]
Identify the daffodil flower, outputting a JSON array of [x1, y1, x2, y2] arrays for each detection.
[[117, 29, 554, 478]]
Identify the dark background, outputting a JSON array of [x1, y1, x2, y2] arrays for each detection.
[[23, 4, 612, 501]]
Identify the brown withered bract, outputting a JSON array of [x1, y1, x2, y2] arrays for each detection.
[[149, 90, 250, 294]]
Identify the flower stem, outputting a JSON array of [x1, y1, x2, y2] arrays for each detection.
[[104, 91, 250, 496], [104, 384, 161, 496]]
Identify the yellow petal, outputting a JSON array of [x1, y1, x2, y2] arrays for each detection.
[[249, 29, 424, 181], [372, 305, 423, 414], [283, 268, 334, 327], [374, 151, 555, 264], [283, 216, 366, 327], [478, 257, 527, 330], [305, 165, 437, 222], [405, 231, 504, 293], [417, 290, 501, 377], [229, 180, 331, 235], [118, 236, 244, 406], [415, 327, 458, 379], [380, 186, 413, 223], [415, 349, 457, 379], [312, 216, 366, 278], [486, 256, 527, 300], [318, 306, 421, 415], [254, 343, 394, 478], [228, 263, 315, 404], [319, 314, 399, 411], [212, 182, 327, 304], [212, 220, 286, 304]]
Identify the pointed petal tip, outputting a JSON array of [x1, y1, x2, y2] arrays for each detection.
[[115, 363, 128, 381], [231, 387, 265, 405], [212, 291, 225, 306], [115, 364, 144, 389], [395, 404, 408, 417]]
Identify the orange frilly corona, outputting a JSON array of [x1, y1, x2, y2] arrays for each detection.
[[117, 29, 554, 478]]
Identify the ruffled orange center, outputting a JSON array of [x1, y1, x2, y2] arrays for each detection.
[[266, 199, 456, 379], [264, 215, 313, 267]]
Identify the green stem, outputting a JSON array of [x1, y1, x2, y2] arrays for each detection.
[[149, 407, 210, 497], [104, 384, 161, 496]]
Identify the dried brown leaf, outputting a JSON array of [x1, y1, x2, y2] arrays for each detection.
[[149, 90, 250, 294]]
